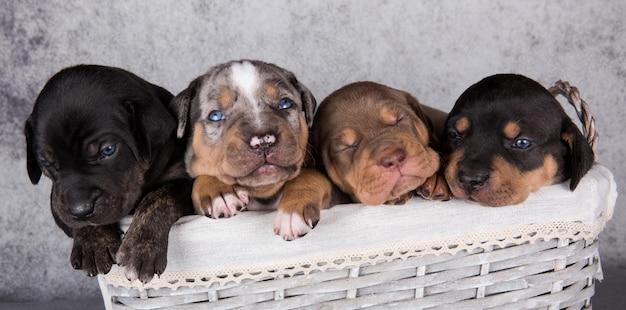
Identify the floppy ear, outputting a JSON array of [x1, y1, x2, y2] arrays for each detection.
[[24, 116, 42, 184], [404, 93, 447, 149], [561, 120, 595, 190], [124, 87, 176, 164], [170, 77, 201, 139], [295, 81, 317, 127]]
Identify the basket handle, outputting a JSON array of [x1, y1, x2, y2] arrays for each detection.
[[548, 80, 599, 160]]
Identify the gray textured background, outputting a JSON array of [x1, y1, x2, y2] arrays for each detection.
[[1, 0, 624, 305]]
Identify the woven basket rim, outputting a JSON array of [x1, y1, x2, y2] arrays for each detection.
[[100, 204, 612, 291], [549, 80, 599, 159]]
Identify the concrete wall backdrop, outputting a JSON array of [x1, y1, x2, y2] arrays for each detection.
[[1, 0, 624, 303]]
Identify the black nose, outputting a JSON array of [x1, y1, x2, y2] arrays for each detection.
[[459, 171, 489, 192], [68, 202, 94, 220]]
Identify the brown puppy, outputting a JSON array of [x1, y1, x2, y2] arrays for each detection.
[[172, 59, 331, 240], [441, 74, 595, 206], [311, 81, 451, 205]]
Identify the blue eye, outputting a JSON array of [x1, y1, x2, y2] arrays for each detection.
[[278, 98, 293, 110], [513, 139, 532, 149], [100, 145, 117, 158], [40, 160, 52, 168], [208, 110, 225, 121]]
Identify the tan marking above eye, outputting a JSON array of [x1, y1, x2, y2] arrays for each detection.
[[340, 128, 358, 147], [503, 121, 521, 139], [455, 117, 470, 133], [380, 107, 398, 125], [217, 90, 234, 110], [264, 84, 279, 100]]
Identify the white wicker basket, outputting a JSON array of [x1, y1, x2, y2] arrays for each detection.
[[98, 81, 616, 309]]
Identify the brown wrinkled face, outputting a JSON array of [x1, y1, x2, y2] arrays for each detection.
[[180, 61, 310, 196], [441, 74, 590, 207], [312, 82, 440, 205]]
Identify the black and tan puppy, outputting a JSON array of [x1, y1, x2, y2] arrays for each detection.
[[172, 59, 332, 240], [442, 74, 595, 206], [311, 81, 451, 205], [25, 65, 193, 283]]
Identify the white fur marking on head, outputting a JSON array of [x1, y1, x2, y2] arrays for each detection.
[[230, 62, 262, 125]]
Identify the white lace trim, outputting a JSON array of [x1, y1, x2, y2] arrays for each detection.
[[101, 208, 612, 291]]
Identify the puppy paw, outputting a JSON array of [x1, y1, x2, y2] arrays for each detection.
[[200, 187, 249, 218], [70, 225, 120, 277], [192, 176, 249, 218], [416, 173, 452, 201], [385, 192, 414, 205], [273, 205, 319, 241], [115, 225, 168, 283]]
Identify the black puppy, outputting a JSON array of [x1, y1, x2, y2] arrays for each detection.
[[25, 65, 193, 283], [442, 74, 595, 207]]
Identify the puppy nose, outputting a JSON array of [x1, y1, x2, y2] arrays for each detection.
[[68, 202, 94, 220], [378, 149, 406, 168], [459, 171, 489, 192], [249, 133, 276, 149]]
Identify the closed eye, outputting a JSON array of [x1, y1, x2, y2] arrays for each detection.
[[333, 143, 358, 153]]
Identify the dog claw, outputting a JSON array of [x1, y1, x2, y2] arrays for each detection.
[[273, 209, 316, 241]]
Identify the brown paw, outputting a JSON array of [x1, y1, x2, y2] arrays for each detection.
[[192, 176, 249, 218], [70, 225, 120, 277], [416, 173, 453, 201], [273, 204, 320, 241], [385, 192, 414, 205], [115, 224, 169, 283]]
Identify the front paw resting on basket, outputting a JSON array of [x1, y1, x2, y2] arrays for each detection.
[[273, 168, 331, 241], [115, 223, 170, 283], [273, 206, 320, 241], [70, 224, 120, 277], [192, 175, 249, 218]]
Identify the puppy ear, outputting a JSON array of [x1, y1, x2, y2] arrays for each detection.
[[404, 93, 443, 149], [295, 81, 317, 127], [170, 77, 200, 139], [561, 120, 595, 190], [24, 116, 42, 184], [125, 86, 176, 163]]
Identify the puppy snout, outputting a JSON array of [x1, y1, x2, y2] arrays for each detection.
[[458, 171, 489, 192], [249, 132, 277, 150], [63, 186, 100, 220], [378, 148, 406, 169], [68, 202, 95, 220]]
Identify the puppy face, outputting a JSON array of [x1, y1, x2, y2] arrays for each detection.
[[312, 82, 441, 205], [173, 60, 316, 197], [25, 65, 176, 229], [442, 74, 595, 207]]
